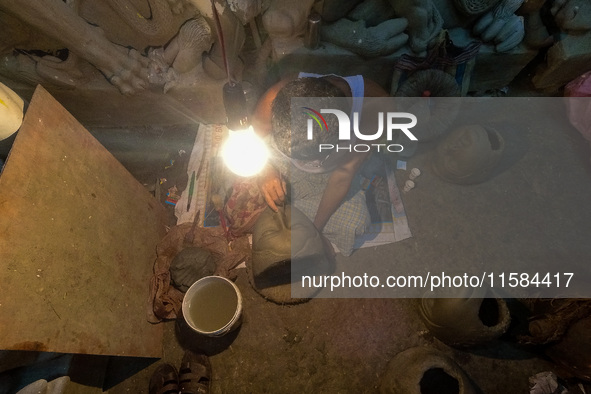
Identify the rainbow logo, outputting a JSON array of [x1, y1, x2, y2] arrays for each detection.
[[302, 107, 329, 133]]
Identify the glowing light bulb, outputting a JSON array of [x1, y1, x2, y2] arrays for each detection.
[[222, 126, 269, 177]]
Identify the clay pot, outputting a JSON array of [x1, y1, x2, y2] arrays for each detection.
[[546, 316, 591, 381], [419, 290, 511, 347], [379, 346, 477, 394], [431, 124, 505, 185]]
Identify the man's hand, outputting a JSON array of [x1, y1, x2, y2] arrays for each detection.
[[258, 165, 286, 211]]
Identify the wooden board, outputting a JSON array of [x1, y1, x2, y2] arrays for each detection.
[[0, 85, 166, 357]]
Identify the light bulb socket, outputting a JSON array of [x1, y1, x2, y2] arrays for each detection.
[[304, 13, 322, 50], [223, 81, 249, 130]]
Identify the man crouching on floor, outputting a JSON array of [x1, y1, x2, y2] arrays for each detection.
[[251, 73, 390, 256]]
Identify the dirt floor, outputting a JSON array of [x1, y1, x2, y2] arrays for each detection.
[[102, 93, 591, 393]]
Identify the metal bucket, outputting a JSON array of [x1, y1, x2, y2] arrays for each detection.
[[182, 276, 242, 337]]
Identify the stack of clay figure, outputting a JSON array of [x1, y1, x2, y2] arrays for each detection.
[[0, 0, 589, 123]]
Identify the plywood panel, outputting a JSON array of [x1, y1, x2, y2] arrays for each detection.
[[0, 85, 166, 357]]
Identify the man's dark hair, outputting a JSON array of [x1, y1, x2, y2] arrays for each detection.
[[271, 77, 349, 161]]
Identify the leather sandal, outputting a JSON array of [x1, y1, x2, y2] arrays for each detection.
[[179, 350, 211, 394], [149, 363, 179, 394]]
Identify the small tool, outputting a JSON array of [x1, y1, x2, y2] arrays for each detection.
[[186, 170, 195, 212], [184, 210, 201, 246]]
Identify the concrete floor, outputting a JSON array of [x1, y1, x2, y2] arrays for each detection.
[[2, 83, 591, 394], [104, 94, 591, 393]]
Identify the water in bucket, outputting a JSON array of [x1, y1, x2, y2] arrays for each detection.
[[183, 276, 242, 336]]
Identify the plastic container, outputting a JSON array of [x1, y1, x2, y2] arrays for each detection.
[[182, 276, 242, 337]]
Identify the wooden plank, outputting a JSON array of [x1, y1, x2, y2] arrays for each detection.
[[0, 85, 166, 357]]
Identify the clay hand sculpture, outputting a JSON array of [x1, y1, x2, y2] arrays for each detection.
[[147, 16, 213, 93], [551, 0, 591, 32], [0, 0, 181, 94], [0, 0, 254, 94], [391, 0, 444, 55], [472, 0, 526, 52], [321, 18, 409, 57]]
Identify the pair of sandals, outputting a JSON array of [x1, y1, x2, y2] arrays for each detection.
[[149, 351, 211, 394]]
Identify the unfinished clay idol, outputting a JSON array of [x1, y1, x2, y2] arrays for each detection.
[[251, 205, 329, 282], [432, 124, 505, 185], [248, 205, 331, 303]]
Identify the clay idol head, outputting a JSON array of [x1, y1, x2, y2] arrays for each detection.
[[251, 205, 329, 288], [432, 124, 505, 185]]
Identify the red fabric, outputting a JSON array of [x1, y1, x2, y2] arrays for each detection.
[[565, 71, 591, 97], [223, 178, 267, 239]]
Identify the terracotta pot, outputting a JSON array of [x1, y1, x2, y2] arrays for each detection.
[[419, 290, 511, 347], [379, 346, 477, 394], [546, 316, 591, 381]]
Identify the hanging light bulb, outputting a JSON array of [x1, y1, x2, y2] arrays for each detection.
[[221, 81, 268, 177], [221, 125, 269, 177], [213, 0, 269, 179]]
